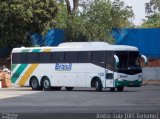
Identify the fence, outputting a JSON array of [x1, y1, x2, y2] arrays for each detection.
[[113, 28, 160, 58], [143, 67, 160, 80]]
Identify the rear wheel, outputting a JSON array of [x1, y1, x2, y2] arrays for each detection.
[[42, 77, 52, 91], [30, 77, 42, 90], [65, 87, 74, 91], [117, 87, 124, 92], [52, 87, 62, 91], [95, 79, 102, 91]]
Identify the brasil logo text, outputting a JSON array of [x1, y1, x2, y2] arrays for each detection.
[[55, 63, 72, 71]]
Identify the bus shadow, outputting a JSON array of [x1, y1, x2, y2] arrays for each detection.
[[1, 87, 140, 93], [62, 90, 139, 92], [51, 88, 140, 93], [0, 87, 33, 91]]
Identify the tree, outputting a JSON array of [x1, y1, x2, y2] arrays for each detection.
[[145, 0, 160, 14], [54, 0, 68, 29], [82, 0, 134, 42], [141, 13, 160, 28], [56, 0, 134, 43], [142, 0, 160, 28], [65, 0, 79, 16], [0, 0, 58, 48]]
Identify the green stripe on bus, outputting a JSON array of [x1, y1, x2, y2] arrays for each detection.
[[22, 49, 30, 52], [32, 49, 41, 52], [11, 49, 41, 84], [11, 64, 17, 71], [11, 49, 30, 82], [11, 64, 28, 83]]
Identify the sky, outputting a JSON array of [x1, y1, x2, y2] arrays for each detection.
[[120, 0, 150, 25]]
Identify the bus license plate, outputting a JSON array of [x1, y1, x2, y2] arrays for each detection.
[[129, 82, 134, 86]]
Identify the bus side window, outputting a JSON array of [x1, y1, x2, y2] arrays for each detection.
[[92, 51, 105, 67], [78, 51, 92, 63], [39, 52, 51, 63], [52, 52, 64, 63], [12, 53, 27, 64], [27, 52, 39, 63], [64, 52, 78, 63]]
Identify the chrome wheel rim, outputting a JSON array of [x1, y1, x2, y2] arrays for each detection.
[[44, 80, 50, 89], [95, 81, 99, 88], [32, 79, 38, 88]]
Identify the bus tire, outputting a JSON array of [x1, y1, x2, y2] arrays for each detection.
[[95, 79, 102, 91], [110, 88, 115, 92], [65, 87, 74, 91], [52, 87, 62, 91], [30, 77, 42, 90], [42, 77, 52, 91], [117, 87, 124, 92]]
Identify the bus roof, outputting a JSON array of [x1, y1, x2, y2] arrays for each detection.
[[12, 42, 138, 53], [58, 42, 110, 47]]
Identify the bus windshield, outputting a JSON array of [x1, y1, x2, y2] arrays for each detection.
[[115, 51, 142, 74]]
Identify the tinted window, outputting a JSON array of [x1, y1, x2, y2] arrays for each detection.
[[115, 51, 142, 75], [92, 51, 105, 67], [106, 73, 113, 79], [106, 51, 114, 70], [27, 53, 39, 63], [52, 52, 64, 63], [39, 52, 51, 63], [78, 51, 92, 63], [12, 53, 27, 64], [65, 52, 77, 63]]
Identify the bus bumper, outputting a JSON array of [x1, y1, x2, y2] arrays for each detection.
[[115, 79, 142, 87]]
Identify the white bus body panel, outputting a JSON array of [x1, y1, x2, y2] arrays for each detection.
[[114, 72, 142, 81], [19, 63, 107, 88]]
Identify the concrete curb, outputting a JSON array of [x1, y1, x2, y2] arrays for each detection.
[[142, 80, 160, 85]]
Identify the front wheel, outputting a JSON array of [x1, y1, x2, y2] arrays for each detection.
[[65, 87, 74, 91], [117, 87, 124, 92], [95, 79, 102, 91], [42, 77, 52, 91]]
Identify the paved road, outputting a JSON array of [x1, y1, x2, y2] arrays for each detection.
[[0, 85, 160, 119]]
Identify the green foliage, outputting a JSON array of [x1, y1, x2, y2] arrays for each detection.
[[145, 0, 160, 14], [0, 0, 134, 47], [83, 0, 134, 42], [56, 0, 134, 43], [141, 13, 160, 28], [143, 0, 160, 28], [55, 1, 68, 29], [0, 0, 58, 47]]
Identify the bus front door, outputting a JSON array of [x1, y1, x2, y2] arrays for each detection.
[[105, 71, 114, 88]]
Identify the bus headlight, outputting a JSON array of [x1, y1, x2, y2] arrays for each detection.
[[118, 79, 121, 81], [138, 78, 143, 81], [118, 79, 124, 81], [138, 75, 143, 81]]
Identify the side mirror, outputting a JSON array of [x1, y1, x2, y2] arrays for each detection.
[[114, 54, 119, 67], [141, 55, 148, 66]]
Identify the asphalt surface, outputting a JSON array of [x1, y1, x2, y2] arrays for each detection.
[[0, 85, 160, 119]]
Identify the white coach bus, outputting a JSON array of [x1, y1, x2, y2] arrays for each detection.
[[11, 42, 147, 91]]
